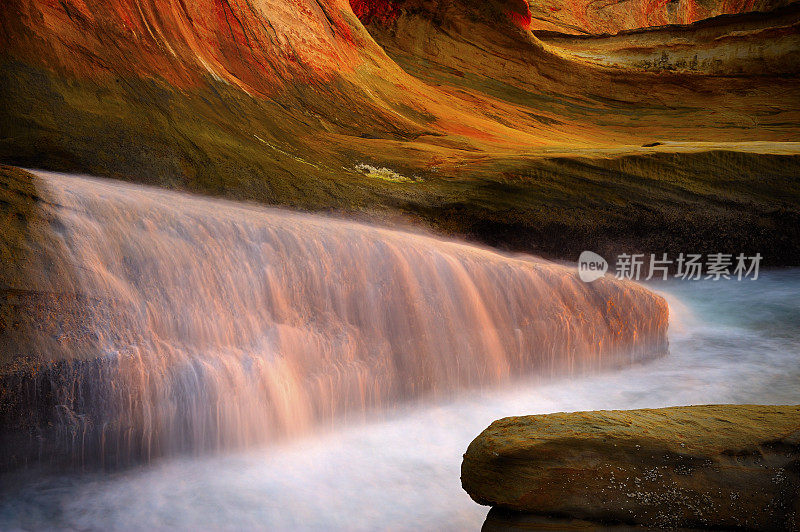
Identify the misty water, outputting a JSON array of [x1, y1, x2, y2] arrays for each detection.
[[2, 271, 798, 530], [1, 173, 798, 530], [4, 170, 665, 466]]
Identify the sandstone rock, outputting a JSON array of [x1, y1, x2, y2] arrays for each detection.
[[481, 507, 668, 530], [0, 166, 107, 371], [462, 405, 800, 530]]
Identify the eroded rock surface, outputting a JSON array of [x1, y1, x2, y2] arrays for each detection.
[[462, 405, 800, 530]]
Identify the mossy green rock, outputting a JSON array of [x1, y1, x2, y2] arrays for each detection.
[[0, 166, 106, 372], [462, 405, 800, 530]]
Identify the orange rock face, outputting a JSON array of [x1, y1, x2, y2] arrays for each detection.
[[1, 0, 798, 222], [350, 0, 402, 25], [347, 0, 786, 35], [524, 0, 793, 33], [3, 0, 798, 151], [1, 0, 375, 94]]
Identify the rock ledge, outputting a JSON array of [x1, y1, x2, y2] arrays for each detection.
[[462, 405, 800, 530]]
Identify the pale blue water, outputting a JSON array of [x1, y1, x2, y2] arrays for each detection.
[[1, 271, 798, 531]]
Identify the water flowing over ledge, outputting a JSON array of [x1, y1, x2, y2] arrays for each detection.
[[1, 170, 668, 468]]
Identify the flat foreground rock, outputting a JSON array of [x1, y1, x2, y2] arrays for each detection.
[[462, 405, 800, 530]]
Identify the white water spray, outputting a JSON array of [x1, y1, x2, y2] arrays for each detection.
[[3, 171, 667, 466]]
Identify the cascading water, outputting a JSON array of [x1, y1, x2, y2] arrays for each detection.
[[1, 170, 668, 467]]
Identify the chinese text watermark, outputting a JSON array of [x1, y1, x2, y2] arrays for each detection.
[[578, 251, 761, 283]]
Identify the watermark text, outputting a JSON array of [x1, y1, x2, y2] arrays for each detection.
[[578, 252, 761, 282]]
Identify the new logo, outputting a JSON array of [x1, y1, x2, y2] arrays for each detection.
[[578, 251, 608, 282]]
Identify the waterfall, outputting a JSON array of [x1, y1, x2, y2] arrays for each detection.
[[1, 171, 668, 467]]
